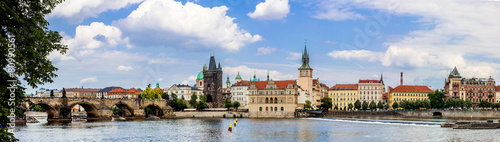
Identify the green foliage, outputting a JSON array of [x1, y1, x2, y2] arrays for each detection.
[[225, 99, 233, 109], [392, 102, 399, 109], [199, 95, 207, 102], [145, 107, 153, 117], [223, 114, 226, 118], [170, 93, 188, 111], [141, 84, 163, 99], [369, 101, 376, 110], [377, 101, 383, 110], [354, 100, 361, 110], [240, 114, 243, 118], [196, 100, 208, 110], [304, 100, 312, 110], [233, 101, 240, 110], [233, 114, 236, 118], [320, 97, 333, 111], [1, 0, 68, 141], [478, 99, 493, 109], [32, 105, 45, 112], [334, 105, 338, 111], [428, 90, 446, 108], [112, 106, 122, 116], [189, 93, 198, 108], [362, 101, 368, 110], [161, 93, 169, 100], [348, 103, 353, 110], [465, 99, 473, 108]]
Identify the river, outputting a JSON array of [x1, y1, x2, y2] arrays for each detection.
[[14, 117, 500, 141]]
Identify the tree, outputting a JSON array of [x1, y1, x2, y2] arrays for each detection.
[[362, 101, 368, 110], [233, 101, 240, 110], [377, 101, 383, 110], [225, 99, 233, 109], [32, 105, 45, 112], [196, 100, 208, 110], [465, 99, 473, 109], [354, 100, 361, 110], [320, 97, 333, 111], [428, 90, 446, 108], [1, 0, 68, 141], [334, 105, 338, 111], [174, 99, 188, 111], [199, 95, 207, 102], [478, 99, 492, 109], [423, 99, 431, 109], [112, 106, 122, 116], [141, 85, 154, 99], [348, 103, 353, 111], [369, 101, 376, 110], [392, 102, 399, 109], [188, 93, 198, 108], [161, 93, 169, 100], [304, 100, 313, 110]]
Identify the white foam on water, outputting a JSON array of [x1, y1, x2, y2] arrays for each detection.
[[303, 117, 442, 127]]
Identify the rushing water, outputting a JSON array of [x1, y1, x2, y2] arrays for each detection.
[[14, 117, 500, 141]]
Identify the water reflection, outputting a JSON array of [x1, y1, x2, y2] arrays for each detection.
[[15, 117, 500, 141]]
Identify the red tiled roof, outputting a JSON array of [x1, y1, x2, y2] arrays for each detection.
[[391, 85, 433, 93], [382, 92, 388, 99], [251, 80, 296, 89], [495, 86, 500, 91], [359, 80, 381, 83], [313, 79, 318, 84], [232, 80, 251, 87], [65, 88, 101, 92], [329, 84, 358, 90], [109, 88, 141, 95]]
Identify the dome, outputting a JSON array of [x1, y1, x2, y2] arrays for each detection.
[[197, 71, 204, 80], [235, 73, 242, 79]]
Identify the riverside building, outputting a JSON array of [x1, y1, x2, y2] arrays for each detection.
[[329, 84, 358, 110], [388, 85, 433, 109], [248, 80, 299, 118], [444, 67, 496, 104]]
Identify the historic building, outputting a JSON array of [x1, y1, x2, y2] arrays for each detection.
[[496, 86, 500, 103], [107, 88, 141, 99], [231, 79, 251, 109], [358, 76, 385, 104], [313, 79, 329, 106], [297, 44, 314, 107], [329, 84, 358, 110], [97, 86, 123, 99], [164, 84, 203, 101], [388, 85, 433, 109], [248, 80, 299, 118], [194, 64, 207, 90], [444, 67, 496, 104], [203, 55, 224, 108], [65, 87, 101, 98]]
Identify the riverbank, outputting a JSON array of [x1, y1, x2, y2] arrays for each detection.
[[25, 111, 48, 117], [172, 111, 248, 118]]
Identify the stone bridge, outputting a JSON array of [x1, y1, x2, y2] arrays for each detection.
[[25, 97, 173, 122]]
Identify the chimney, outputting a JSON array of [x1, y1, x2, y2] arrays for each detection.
[[82, 86, 83, 89], [400, 72, 403, 85]]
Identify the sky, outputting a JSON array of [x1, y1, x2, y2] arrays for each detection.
[[25, 0, 500, 93]]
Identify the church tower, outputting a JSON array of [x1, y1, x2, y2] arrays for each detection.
[[203, 55, 223, 108], [226, 74, 231, 89], [297, 42, 313, 104]]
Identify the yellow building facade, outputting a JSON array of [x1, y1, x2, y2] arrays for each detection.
[[329, 84, 358, 110], [388, 85, 433, 109], [248, 80, 299, 118]]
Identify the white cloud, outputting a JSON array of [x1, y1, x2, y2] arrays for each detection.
[[48, 0, 144, 23], [113, 0, 262, 52], [311, 0, 363, 21], [117, 65, 133, 71], [224, 65, 294, 81], [325, 40, 337, 45], [256, 46, 278, 55], [286, 52, 302, 60], [80, 77, 98, 83], [181, 75, 197, 85], [248, 0, 290, 20], [326, 0, 500, 78]]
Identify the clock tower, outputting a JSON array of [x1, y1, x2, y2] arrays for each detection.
[[297, 43, 313, 105]]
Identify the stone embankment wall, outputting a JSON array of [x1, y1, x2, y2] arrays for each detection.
[[25, 111, 48, 117], [172, 111, 248, 118], [399, 110, 500, 118], [323, 111, 402, 118]]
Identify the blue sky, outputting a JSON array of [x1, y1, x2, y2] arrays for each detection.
[[26, 0, 500, 93]]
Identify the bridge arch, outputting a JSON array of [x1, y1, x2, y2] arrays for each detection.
[[68, 102, 99, 118], [145, 105, 163, 117], [112, 103, 135, 117], [35, 103, 58, 119]]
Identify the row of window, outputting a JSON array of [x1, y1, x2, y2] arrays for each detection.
[[259, 106, 284, 112], [252, 97, 286, 103], [393, 93, 427, 97], [330, 92, 356, 96], [359, 86, 382, 90], [250, 91, 294, 95], [393, 97, 425, 101]]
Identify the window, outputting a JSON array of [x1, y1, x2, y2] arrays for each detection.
[[266, 107, 268, 111], [275, 107, 277, 111], [281, 107, 284, 111], [259, 107, 262, 111]]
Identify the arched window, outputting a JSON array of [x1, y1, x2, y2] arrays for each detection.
[[266, 107, 268, 111], [259, 107, 262, 111], [270, 107, 273, 111], [281, 107, 284, 111], [275, 107, 277, 111], [275, 97, 278, 103], [265, 98, 269, 103]]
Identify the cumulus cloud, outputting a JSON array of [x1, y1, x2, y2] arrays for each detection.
[[248, 0, 290, 20], [224, 65, 294, 81], [256, 46, 278, 55], [311, 0, 363, 21], [49, 0, 144, 23], [286, 52, 302, 60], [113, 0, 262, 52], [326, 0, 500, 78], [80, 77, 98, 83], [181, 75, 197, 85], [117, 65, 133, 71]]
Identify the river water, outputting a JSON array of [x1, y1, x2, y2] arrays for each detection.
[[14, 117, 500, 141]]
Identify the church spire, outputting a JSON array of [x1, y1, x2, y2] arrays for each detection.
[[299, 41, 312, 70], [267, 71, 270, 81]]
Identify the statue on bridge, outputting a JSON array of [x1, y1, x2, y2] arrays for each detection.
[[62, 88, 66, 98], [50, 90, 54, 97]]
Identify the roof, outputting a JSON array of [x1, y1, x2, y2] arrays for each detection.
[[65, 88, 101, 92], [98, 86, 123, 93], [197, 71, 204, 79], [232, 80, 251, 87], [495, 86, 500, 91], [359, 80, 381, 83], [449, 66, 461, 78], [382, 93, 388, 99], [391, 85, 433, 93], [235, 72, 242, 79], [250, 80, 296, 90], [329, 84, 358, 90]]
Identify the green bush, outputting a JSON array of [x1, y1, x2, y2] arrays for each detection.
[[223, 114, 226, 118], [233, 114, 236, 118], [240, 114, 243, 118]]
